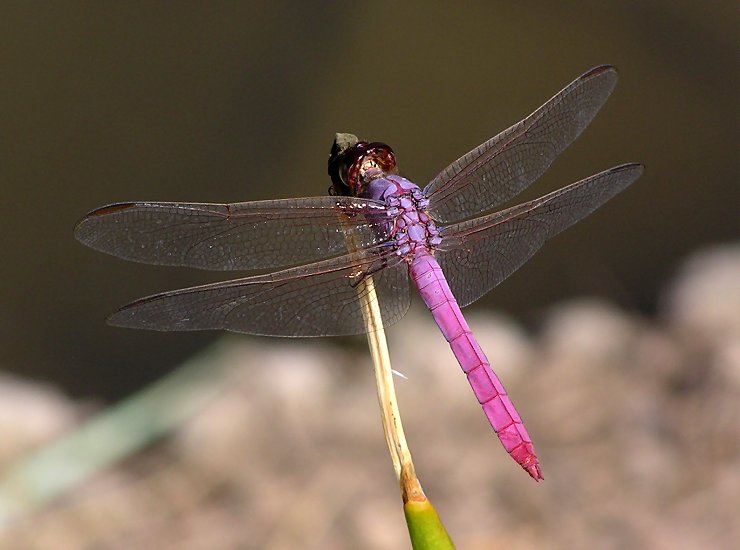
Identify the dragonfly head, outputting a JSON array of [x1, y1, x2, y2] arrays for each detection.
[[328, 133, 397, 197]]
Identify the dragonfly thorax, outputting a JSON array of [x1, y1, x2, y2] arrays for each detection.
[[368, 175, 442, 258]]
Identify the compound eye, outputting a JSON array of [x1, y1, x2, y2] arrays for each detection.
[[366, 142, 397, 174], [328, 135, 365, 195], [340, 143, 368, 194]]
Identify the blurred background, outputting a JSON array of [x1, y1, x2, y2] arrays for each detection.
[[0, 1, 738, 548]]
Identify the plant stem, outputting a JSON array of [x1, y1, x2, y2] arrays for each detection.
[[356, 276, 421, 500], [356, 275, 455, 549]]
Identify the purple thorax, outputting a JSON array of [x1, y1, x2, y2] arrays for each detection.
[[362, 175, 442, 258]]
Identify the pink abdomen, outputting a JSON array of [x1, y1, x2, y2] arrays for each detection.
[[409, 251, 542, 480]]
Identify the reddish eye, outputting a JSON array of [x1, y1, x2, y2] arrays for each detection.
[[340, 143, 368, 193], [366, 143, 397, 174], [327, 137, 396, 196]]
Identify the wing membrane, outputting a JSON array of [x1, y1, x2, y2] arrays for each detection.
[[436, 164, 643, 306], [425, 65, 619, 222], [108, 248, 410, 337], [74, 196, 391, 271]]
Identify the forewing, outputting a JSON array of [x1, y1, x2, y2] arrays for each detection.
[[436, 164, 643, 306], [425, 66, 619, 223], [108, 249, 411, 337], [74, 196, 391, 271]]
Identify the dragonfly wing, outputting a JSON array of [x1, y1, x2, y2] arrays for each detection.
[[425, 65, 619, 223], [436, 164, 643, 307], [108, 248, 410, 337], [74, 196, 391, 271]]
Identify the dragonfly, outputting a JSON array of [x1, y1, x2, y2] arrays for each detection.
[[75, 65, 642, 480]]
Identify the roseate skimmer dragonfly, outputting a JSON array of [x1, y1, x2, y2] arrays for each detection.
[[75, 65, 642, 480]]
